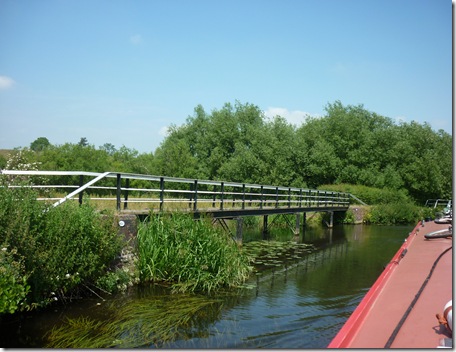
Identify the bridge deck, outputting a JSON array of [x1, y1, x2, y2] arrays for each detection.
[[121, 205, 347, 219]]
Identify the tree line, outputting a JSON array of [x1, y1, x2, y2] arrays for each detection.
[[1, 100, 452, 204]]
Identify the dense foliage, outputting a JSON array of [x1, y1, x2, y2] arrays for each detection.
[[3, 100, 450, 204], [316, 183, 436, 225], [0, 184, 122, 314], [155, 101, 451, 203]]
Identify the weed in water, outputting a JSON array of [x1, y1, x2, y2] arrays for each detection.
[[45, 294, 224, 348]]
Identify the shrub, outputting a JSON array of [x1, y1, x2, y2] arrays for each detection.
[[137, 213, 252, 293], [0, 184, 122, 312], [318, 183, 410, 205], [367, 202, 422, 225], [0, 247, 30, 314], [28, 201, 121, 302], [95, 270, 130, 294]]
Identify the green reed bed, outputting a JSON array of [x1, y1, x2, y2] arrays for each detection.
[[137, 213, 252, 293]]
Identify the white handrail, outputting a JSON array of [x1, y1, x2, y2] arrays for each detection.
[[52, 172, 111, 207]]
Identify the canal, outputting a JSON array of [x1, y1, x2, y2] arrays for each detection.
[[1, 224, 413, 348]]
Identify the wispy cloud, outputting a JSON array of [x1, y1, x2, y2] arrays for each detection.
[[159, 125, 170, 137], [130, 34, 143, 45], [264, 107, 321, 126], [0, 75, 15, 90], [393, 115, 408, 125]]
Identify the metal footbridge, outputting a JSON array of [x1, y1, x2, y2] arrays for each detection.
[[1, 170, 351, 239]]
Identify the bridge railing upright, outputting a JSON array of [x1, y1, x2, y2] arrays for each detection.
[[0, 170, 350, 212]]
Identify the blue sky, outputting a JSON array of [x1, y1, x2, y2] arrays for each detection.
[[0, 0, 452, 153]]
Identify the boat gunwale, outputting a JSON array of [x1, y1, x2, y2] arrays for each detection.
[[327, 221, 421, 348]]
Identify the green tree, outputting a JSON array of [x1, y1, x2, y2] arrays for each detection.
[[154, 136, 198, 178], [100, 143, 117, 156], [30, 137, 51, 152], [390, 121, 452, 202], [10, 100, 451, 205], [78, 137, 89, 147]]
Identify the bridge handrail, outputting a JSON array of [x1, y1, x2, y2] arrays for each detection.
[[0, 170, 351, 212], [424, 199, 452, 208]]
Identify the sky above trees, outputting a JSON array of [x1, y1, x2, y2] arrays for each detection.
[[0, 0, 451, 153]]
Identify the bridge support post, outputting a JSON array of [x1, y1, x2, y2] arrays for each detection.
[[236, 217, 243, 245], [302, 212, 307, 240], [78, 175, 84, 205], [328, 211, 334, 228], [124, 178, 129, 210], [116, 174, 121, 211], [193, 180, 198, 211], [160, 177, 165, 212], [263, 215, 268, 239], [294, 213, 300, 236]]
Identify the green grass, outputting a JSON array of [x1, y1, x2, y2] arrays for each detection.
[[137, 213, 252, 293]]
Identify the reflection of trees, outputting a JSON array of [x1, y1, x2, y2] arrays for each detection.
[[297, 226, 408, 298]]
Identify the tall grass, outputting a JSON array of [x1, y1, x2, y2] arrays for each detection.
[[137, 213, 252, 293]]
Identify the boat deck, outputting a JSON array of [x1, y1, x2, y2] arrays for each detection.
[[328, 220, 453, 348]]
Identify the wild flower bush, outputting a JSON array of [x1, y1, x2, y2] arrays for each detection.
[[0, 182, 122, 313], [96, 247, 140, 294], [29, 201, 122, 303], [137, 213, 252, 293], [0, 247, 30, 314]]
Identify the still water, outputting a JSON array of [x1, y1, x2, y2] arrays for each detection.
[[1, 224, 413, 348]]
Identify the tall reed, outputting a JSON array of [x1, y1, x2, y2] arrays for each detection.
[[137, 213, 252, 293]]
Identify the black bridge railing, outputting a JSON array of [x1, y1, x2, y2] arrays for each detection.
[[1, 170, 350, 215]]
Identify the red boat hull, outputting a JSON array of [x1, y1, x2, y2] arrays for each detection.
[[328, 221, 453, 348]]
